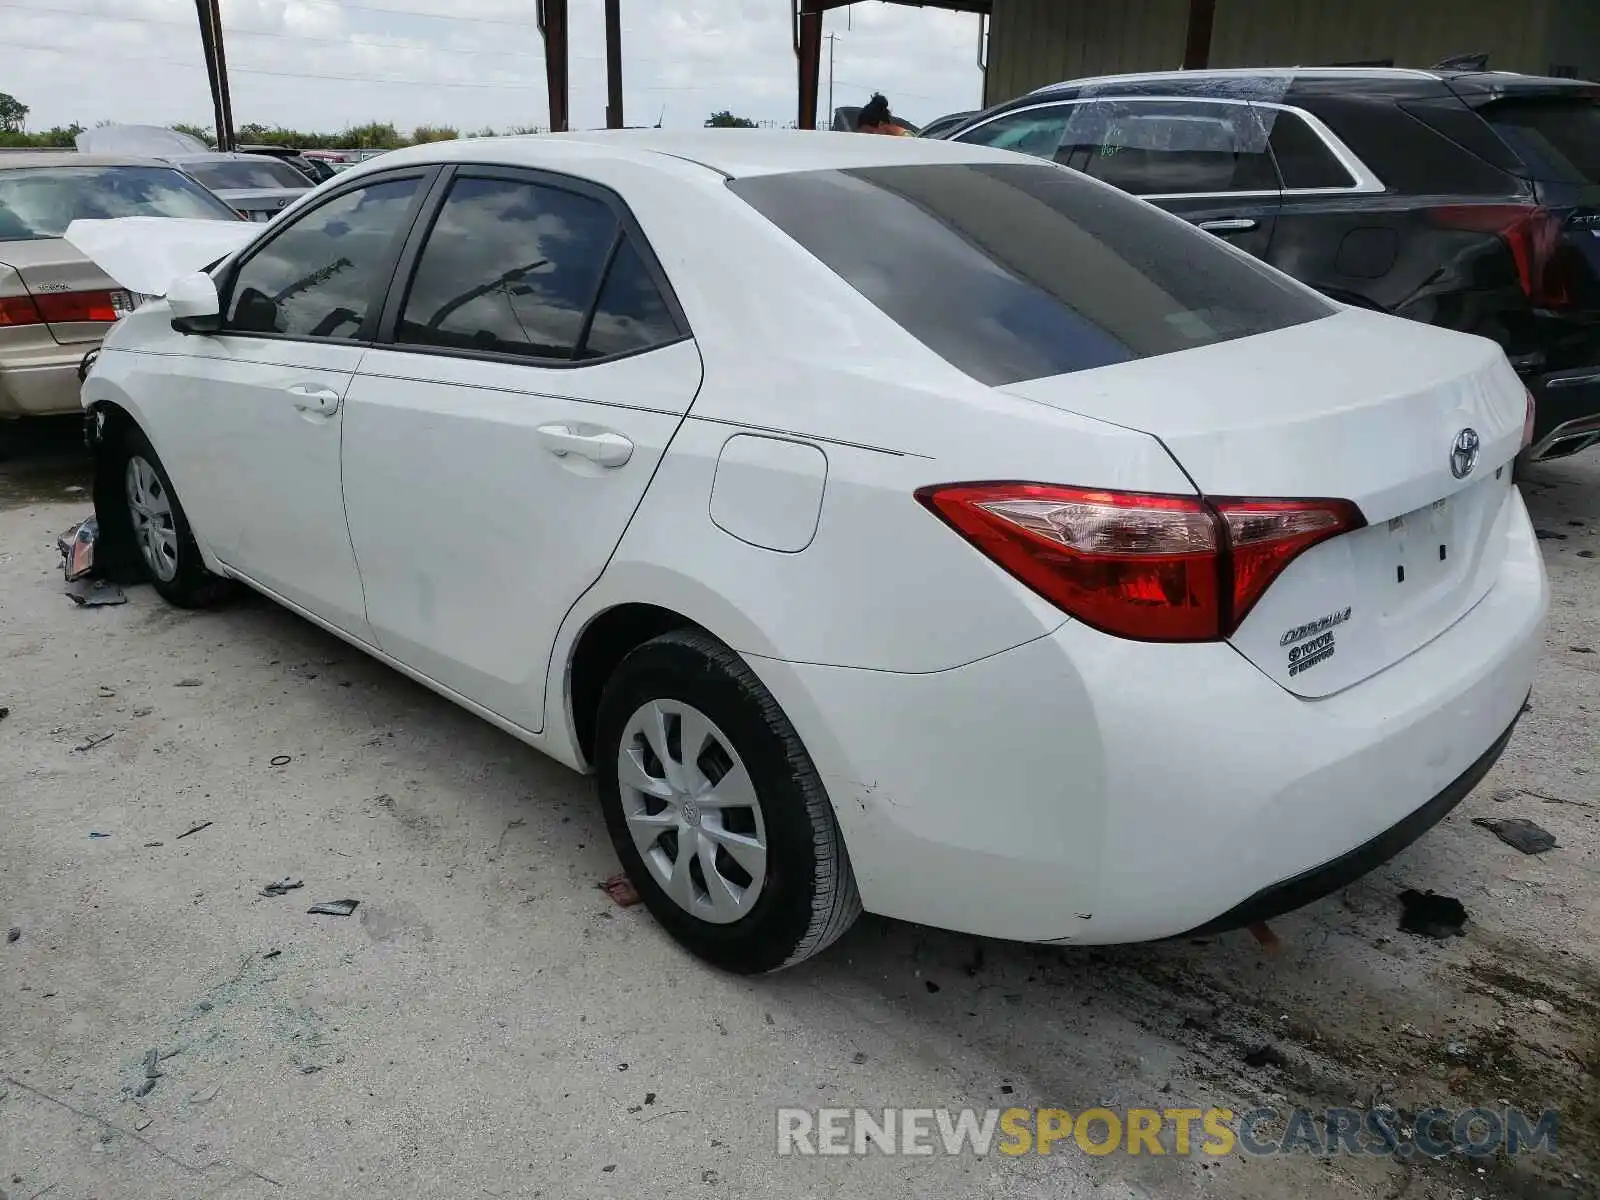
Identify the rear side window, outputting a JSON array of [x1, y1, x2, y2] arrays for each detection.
[[578, 235, 681, 359], [1261, 110, 1356, 189], [730, 162, 1332, 387], [185, 159, 312, 192], [1483, 98, 1600, 184], [397, 176, 618, 360]]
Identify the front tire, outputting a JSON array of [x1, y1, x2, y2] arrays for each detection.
[[595, 629, 861, 973], [117, 427, 232, 608]]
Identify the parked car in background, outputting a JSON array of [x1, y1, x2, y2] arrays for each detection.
[[71, 131, 1544, 973], [239, 143, 338, 184], [76, 126, 313, 223], [917, 110, 978, 139], [947, 68, 1600, 462], [0, 153, 240, 420]]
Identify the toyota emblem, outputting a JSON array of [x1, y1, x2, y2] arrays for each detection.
[[1450, 428, 1480, 479]]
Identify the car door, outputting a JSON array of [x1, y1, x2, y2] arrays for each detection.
[[340, 167, 701, 732], [152, 168, 434, 637], [955, 98, 1281, 260]]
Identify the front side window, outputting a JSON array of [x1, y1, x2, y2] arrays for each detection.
[[731, 162, 1332, 388], [1059, 100, 1279, 195], [0, 165, 240, 241], [955, 106, 1076, 160], [224, 176, 420, 339], [397, 175, 674, 362]]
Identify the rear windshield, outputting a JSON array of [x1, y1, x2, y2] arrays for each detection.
[[1484, 98, 1600, 184], [0, 165, 240, 241], [729, 162, 1332, 386], [184, 159, 312, 192]]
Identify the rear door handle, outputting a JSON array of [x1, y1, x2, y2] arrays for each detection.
[[1196, 218, 1259, 233], [286, 384, 341, 415], [537, 424, 634, 468]]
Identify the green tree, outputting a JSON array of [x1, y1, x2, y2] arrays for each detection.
[[0, 92, 28, 133], [171, 123, 216, 147], [410, 125, 460, 144], [705, 110, 756, 128], [343, 121, 403, 149]]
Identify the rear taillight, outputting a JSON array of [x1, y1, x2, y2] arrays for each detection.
[[32, 289, 124, 323], [0, 294, 43, 326], [917, 483, 1365, 643], [1427, 204, 1571, 308], [1522, 388, 1537, 449]]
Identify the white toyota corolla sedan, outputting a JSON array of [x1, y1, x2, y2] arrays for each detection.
[[70, 131, 1547, 973]]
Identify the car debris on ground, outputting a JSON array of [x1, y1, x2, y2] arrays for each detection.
[[1471, 816, 1559, 854], [174, 821, 212, 840], [260, 879, 303, 897], [307, 900, 359, 917], [1397, 889, 1469, 939], [65, 578, 126, 607]]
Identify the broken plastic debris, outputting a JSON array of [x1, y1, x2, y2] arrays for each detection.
[[73, 732, 115, 753], [57, 516, 98, 581], [133, 1078, 156, 1098], [6, 927, 19, 943], [88, 831, 111, 839], [260, 879, 304, 897], [143, 1047, 161, 1079], [307, 899, 360, 917], [1398, 889, 1468, 939], [175, 821, 212, 840], [1471, 817, 1557, 855], [66, 578, 126, 607], [600, 872, 641, 907]]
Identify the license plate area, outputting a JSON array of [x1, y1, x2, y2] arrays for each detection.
[[1380, 478, 1494, 614]]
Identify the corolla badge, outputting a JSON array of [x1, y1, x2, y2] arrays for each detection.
[[1450, 427, 1480, 479]]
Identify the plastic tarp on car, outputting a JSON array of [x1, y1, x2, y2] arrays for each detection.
[[63, 216, 256, 296]]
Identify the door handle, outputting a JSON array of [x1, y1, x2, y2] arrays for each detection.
[[537, 424, 634, 468], [286, 383, 341, 415], [1196, 218, 1259, 233]]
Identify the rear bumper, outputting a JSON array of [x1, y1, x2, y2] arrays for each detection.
[[746, 489, 1548, 944], [1523, 365, 1600, 460], [0, 355, 85, 417]]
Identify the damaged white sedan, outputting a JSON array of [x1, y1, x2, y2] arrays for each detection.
[[72, 131, 1547, 973]]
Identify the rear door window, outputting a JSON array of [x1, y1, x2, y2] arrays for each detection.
[[730, 162, 1332, 387], [1483, 97, 1600, 184], [1260, 109, 1357, 190], [1056, 100, 1279, 196]]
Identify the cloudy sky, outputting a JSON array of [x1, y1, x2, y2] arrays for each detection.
[[4, 0, 986, 136]]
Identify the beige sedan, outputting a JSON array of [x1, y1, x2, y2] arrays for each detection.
[[0, 152, 240, 419]]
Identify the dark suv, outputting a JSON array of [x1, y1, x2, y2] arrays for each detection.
[[946, 68, 1600, 462]]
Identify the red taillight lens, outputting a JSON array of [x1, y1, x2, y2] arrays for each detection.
[[1212, 497, 1366, 629], [917, 483, 1365, 643], [1427, 204, 1571, 308], [32, 289, 123, 324], [0, 294, 44, 326], [1522, 388, 1537, 449]]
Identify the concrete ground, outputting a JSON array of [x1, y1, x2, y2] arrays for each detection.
[[1, 419, 1596, 1200]]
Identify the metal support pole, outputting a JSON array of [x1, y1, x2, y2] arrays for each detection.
[[795, 0, 823, 130], [604, 0, 623, 129], [1182, 0, 1216, 70], [193, 0, 227, 149], [536, 0, 570, 133], [208, 0, 235, 151]]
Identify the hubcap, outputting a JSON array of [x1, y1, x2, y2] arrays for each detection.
[[125, 455, 179, 583], [617, 700, 768, 924]]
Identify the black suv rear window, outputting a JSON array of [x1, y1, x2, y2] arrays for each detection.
[[729, 162, 1331, 386], [1484, 98, 1600, 184]]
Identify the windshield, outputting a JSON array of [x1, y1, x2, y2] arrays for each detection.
[[0, 164, 241, 241], [1485, 97, 1600, 184], [184, 159, 312, 192], [730, 161, 1332, 386]]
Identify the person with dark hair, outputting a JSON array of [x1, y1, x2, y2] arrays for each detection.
[[856, 92, 912, 136]]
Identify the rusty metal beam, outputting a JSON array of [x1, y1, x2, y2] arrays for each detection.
[[795, 0, 823, 130], [537, 0, 569, 133], [604, 0, 623, 129], [1182, 0, 1216, 70], [193, 0, 228, 150]]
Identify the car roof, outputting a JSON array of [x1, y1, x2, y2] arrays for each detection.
[[1026, 65, 1600, 103], [356, 128, 1036, 181], [0, 152, 176, 170]]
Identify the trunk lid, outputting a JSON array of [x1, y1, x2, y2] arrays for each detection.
[[212, 188, 304, 223], [1001, 309, 1528, 696], [0, 237, 136, 345]]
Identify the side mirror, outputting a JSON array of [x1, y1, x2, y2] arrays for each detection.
[[168, 271, 221, 334]]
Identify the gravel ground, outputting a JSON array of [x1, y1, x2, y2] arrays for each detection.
[[1, 421, 1596, 1200]]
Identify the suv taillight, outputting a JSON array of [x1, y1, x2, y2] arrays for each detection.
[[917, 483, 1365, 642], [1427, 204, 1571, 308]]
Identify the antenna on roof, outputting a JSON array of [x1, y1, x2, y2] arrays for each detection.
[[655, 104, 665, 128]]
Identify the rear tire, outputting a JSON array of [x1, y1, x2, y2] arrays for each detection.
[[117, 427, 232, 608], [595, 628, 861, 973]]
